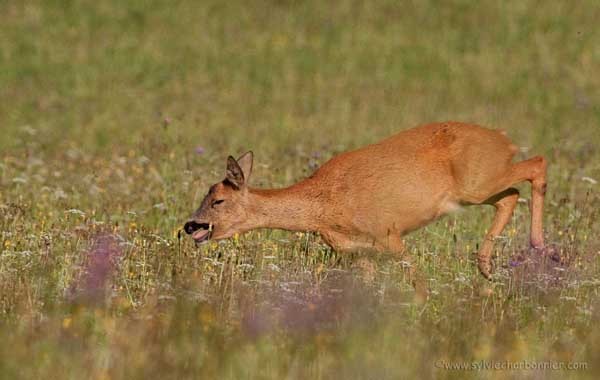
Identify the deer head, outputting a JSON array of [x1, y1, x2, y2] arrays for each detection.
[[184, 151, 254, 244]]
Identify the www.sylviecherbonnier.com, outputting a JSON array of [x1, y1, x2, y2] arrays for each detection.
[[435, 359, 589, 371]]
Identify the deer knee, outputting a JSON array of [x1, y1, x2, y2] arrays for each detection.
[[383, 236, 405, 254], [531, 156, 547, 181], [495, 188, 519, 210], [535, 182, 547, 196]]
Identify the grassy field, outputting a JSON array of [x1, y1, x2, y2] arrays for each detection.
[[1, 0, 600, 379]]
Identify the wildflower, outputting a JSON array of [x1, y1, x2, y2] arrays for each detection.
[[582, 176, 597, 185], [509, 259, 521, 267], [66, 209, 86, 217], [74, 234, 122, 304], [62, 317, 72, 329]]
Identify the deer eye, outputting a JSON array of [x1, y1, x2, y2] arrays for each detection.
[[211, 199, 225, 208]]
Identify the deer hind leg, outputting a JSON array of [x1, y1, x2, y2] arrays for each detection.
[[527, 157, 547, 249], [499, 156, 547, 249], [476, 188, 519, 279], [457, 156, 547, 278]]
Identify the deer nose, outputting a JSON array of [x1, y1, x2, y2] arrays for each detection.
[[184, 221, 212, 235], [184, 221, 200, 235]]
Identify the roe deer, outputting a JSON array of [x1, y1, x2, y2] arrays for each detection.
[[184, 122, 547, 279]]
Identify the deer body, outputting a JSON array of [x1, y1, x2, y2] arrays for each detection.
[[185, 122, 547, 279]]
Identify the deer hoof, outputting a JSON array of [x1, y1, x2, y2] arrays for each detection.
[[531, 244, 561, 263], [477, 258, 493, 280]]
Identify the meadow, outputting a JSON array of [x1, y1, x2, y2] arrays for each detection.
[[1, 0, 599, 379]]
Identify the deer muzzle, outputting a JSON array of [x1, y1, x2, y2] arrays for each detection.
[[183, 221, 212, 243]]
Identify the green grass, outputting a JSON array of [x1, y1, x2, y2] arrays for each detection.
[[1, 0, 599, 379]]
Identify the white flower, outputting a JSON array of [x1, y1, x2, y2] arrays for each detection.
[[582, 176, 597, 185], [65, 209, 85, 217]]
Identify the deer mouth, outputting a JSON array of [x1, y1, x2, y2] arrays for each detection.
[[183, 221, 212, 244], [192, 229, 211, 243]]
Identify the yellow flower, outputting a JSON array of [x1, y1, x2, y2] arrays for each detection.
[[316, 263, 324, 275], [198, 308, 215, 326], [62, 317, 72, 329]]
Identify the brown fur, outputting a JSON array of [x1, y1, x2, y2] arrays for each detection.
[[185, 122, 547, 279]]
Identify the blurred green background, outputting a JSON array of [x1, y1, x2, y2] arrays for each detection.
[[1, 1, 599, 379]]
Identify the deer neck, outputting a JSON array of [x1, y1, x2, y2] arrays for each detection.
[[246, 180, 324, 233]]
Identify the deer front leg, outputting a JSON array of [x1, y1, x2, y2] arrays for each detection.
[[374, 233, 427, 300], [320, 230, 380, 253]]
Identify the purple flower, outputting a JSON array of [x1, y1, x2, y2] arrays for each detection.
[[195, 146, 205, 155], [71, 234, 122, 304]]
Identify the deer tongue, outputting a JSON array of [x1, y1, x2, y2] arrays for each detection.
[[192, 229, 210, 242]]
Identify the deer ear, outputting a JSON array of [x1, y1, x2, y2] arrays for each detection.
[[236, 151, 253, 182], [226, 156, 245, 189]]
